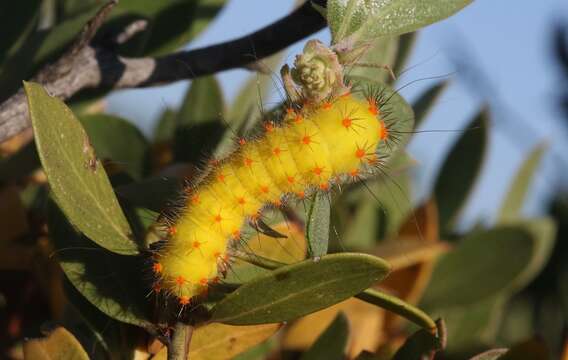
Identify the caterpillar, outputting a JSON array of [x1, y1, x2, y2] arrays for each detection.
[[151, 40, 405, 306]]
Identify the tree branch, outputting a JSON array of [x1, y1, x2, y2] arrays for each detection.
[[0, 0, 327, 143]]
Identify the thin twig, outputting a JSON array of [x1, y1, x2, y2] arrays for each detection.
[[0, 0, 327, 144]]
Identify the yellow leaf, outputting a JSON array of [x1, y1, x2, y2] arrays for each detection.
[[23, 327, 89, 360], [154, 323, 281, 360]]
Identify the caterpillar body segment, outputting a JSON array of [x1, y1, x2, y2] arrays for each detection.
[[153, 93, 390, 304]]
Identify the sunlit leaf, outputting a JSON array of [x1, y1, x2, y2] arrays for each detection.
[[25, 81, 137, 255], [498, 143, 547, 222], [327, 0, 472, 44], [212, 253, 390, 325]]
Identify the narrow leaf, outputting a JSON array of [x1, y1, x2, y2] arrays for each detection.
[[306, 193, 331, 258], [24, 81, 137, 255], [434, 110, 488, 234], [211, 253, 390, 325], [498, 143, 547, 222], [356, 289, 436, 331], [299, 313, 349, 360], [175, 76, 226, 163], [412, 81, 449, 128], [79, 114, 149, 179]]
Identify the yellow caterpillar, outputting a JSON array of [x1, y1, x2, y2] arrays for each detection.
[[149, 39, 404, 306], [152, 90, 390, 305]]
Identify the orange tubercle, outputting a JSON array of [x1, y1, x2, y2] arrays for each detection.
[[313, 165, 324, 176], [264, 122, 274, 132], [378, 121, 388, 140], [152, 263, 163, 274], [367, 99, 379, 115], [179, 296, 190, 306]]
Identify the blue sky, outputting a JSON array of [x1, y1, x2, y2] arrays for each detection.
[[108, 0, 568, 229]]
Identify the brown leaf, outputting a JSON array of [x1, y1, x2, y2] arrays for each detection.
[[282, 298, 385, 357]]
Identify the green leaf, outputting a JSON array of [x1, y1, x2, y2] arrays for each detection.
[[174, 76, 226, 163], [342, 199, 378, 249], [434, 110, 488, 234], [498, 143, 547, 222], [356, 289, 436, 331], [328, 0, 472, 44], [306, 193, 331, 258], [347, 36, 399, 84], [2, 0, 225, 102], [299, 313, 349, 360], [347, 32, 417, 85], [211, 253, 390, 325], [79, 114, 149, 179], [420, 220, 555, 310], [412, 81, 448, 128], [115, 176, 182, 213], [24, 82, 137, 255], [116, 0, 226, 56], [392, 32, 418, 77], [63, 279, 137, 358], [0, 0, 40, 64], [48, 201, 152, 328], [440, 295, 506, 353], [391, 326, 441, 360], [509, 218, 556, 291], [153, 108, 177, 143]]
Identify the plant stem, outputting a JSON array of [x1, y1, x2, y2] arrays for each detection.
[[168, 323, 194, 360], [356, 289, 437, 334], [231, 250, 287, 270]]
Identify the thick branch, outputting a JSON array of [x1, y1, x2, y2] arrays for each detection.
[[0, 0, 327, 143]]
